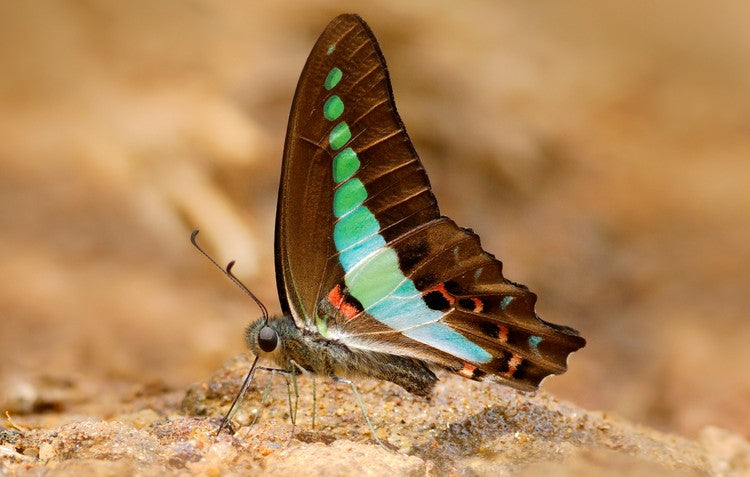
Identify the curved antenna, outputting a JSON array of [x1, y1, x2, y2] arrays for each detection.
[[190, 229, 269, 322]]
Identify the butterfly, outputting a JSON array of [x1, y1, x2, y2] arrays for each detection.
[[195, 13, 585, 440]]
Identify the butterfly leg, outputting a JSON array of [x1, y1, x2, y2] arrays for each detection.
[[249, 369, 279, 428], [251, 366, 294, 429], [286, 362, 300, 427], [311, 375, 317, 430], [329, 374, 388, 449], [224, 365, 291, 434], [253, 365, 294, 428], [283, 360, 308, 445]]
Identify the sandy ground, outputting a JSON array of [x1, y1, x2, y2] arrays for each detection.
[[1, 1, 749, 475]]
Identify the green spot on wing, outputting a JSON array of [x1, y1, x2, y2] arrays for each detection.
[[345, 247, 405, 309], [334, 178, 367, 218], [329, 122, 351, 150], [327, 44, 335, 55], [333, 148, 360, 183], [324, 67, 342, 90], [323, 95, 344, 121]]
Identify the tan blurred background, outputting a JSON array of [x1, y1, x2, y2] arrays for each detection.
[[1, 0, 748, 439]]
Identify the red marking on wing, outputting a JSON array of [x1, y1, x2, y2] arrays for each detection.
[[471, 297, 483, 313], [424, 283, 456, 306], [498, 325, 509, 343], [459, 362, 477, 378], [503, 354, 523, 377], [327, 285, 359, 321]]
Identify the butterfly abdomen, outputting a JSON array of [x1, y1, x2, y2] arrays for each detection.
[[334, 350, 437, 397]]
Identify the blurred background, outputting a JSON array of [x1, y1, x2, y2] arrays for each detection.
[[1, 0, 748, 439]]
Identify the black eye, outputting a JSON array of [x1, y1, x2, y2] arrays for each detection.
[[257, 326, 278, 353]]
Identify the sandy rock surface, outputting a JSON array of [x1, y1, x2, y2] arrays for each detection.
[[2, 1, 749, 475], [3, 358, 749, 475]]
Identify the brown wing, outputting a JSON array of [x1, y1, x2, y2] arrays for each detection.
[[275, 14, 437, 330]]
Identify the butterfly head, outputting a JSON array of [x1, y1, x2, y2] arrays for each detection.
[[245, 315, 300, 360]]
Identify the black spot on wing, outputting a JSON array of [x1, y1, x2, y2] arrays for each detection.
[[397, 241, 429, 271], [413, 274, 435, 291], [458, 298, 475, 310], [478, 321, 501, 339], [423, 291, 451, 311]]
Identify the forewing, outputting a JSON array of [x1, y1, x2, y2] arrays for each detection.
[[276, 14, 437, 329]]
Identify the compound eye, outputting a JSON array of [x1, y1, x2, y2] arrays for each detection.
[[257, 326, 278, 353]]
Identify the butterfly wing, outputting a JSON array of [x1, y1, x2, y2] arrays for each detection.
[[276, 14, 438, 330], [276, 14, 584, 389]]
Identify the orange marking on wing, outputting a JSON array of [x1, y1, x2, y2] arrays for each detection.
[[327, 285, 344, 307], [327, 284, 359, 321], [425, 283, 456, 305], [471, 297, 483, 313], [459, 362, 476, 378], [498, 325, 509, 343], [504, 354, 523, 377]]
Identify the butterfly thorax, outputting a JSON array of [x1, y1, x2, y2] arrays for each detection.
[[245, 315, 437, 396]]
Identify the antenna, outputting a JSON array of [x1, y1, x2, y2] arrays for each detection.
[[190, 229, 269, 322]]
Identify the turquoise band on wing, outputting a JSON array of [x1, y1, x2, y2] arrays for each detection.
[[333, 178, 367, 217], [333, 206, 380, 250], [321, 64, 491, 364]]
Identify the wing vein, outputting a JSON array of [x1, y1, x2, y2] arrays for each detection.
[[355, 128, 403, 153], [347, 39, 371, 60], [351, 97, 390, 127]]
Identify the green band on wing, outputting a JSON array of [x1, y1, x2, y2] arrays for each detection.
[[338, 234, 385, 271], [324, 67, 343, 90], [329, 122, 351, 150], [342, 247, 492, 363], [344, 247, 407, 308], [333, 206, 380, 252], [324, 95, 344, 121], [333, 148, 360, 183], [333, 178, 367, 218]]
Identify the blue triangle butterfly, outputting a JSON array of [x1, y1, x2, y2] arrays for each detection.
[[195, 13, 585, 442]]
